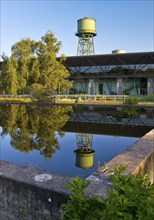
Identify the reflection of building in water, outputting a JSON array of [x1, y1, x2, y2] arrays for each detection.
[[74, 133, 95, 169]]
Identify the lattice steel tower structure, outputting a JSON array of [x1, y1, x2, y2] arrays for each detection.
[[76, 17, 97, 56], [74, 133, 95, 169]]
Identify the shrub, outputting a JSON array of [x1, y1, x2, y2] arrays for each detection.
[[62, 176, 103, 220], [30, 83, 52, 101], [123, 96, 138, 105], [62, 165, 154, 220], [144, 93, 154, 102], [100, 165, 154, 220]]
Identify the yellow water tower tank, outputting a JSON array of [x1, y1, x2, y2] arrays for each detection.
[[76, 17, 97, 37], [75, 149, 95, 169], [76, 17, 97, 55]]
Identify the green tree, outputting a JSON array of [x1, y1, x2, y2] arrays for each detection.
[[34, 30, 72, 95], [11, 38, 35, 94], [1, 31, 72, 96], [0, 56, 18, 94]]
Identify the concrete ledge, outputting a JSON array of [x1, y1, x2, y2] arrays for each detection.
[[90, 129, 154, 184], [0, 161, 71, 195], [0, 161, 112, 219], [0, 129, 154, 219], [0, 162, 72, 220]]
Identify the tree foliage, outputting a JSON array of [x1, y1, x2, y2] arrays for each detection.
[[0, 30, 72, 96]]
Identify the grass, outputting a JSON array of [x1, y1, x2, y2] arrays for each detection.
[[55, 98, 154, 105], [0, 97, 32, 103]]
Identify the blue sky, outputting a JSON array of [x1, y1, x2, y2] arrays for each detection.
[[1, 0, 154, 57]]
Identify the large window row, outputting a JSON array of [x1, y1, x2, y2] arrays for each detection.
[[69, 64, 154, 75]]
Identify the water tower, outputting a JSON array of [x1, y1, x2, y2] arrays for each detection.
[[76, 17, 97, 55], [74, 133, 95, 169]]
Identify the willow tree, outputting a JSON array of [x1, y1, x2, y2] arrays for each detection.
[[0, 56, 18, 94], [1, 30, 72, 96]]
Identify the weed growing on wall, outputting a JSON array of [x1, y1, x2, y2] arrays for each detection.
[[62, 165, 154, 220], [62, 176, 103, 220]]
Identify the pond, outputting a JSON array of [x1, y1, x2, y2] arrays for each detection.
[[0, 104, 153, 178]]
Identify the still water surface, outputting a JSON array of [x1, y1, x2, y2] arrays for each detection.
[[0, 104, 153, 178]]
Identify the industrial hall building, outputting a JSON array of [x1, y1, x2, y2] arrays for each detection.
[[61, 17, 154, 96], [63, 51, 154, 96]]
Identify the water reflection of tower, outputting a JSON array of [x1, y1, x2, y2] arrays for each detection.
[[74, 133, 95, 169]]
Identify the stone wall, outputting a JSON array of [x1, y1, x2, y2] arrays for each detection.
[[89, 129, 154, 184], [0, 129, 154, 219], [0, 162, 71, 220]]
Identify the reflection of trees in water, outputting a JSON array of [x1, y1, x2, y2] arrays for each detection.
[[0, 105, 72, 158], [122, 107, 140, 118]]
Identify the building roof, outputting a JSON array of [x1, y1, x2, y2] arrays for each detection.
[[62, 51, 154, 67]]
